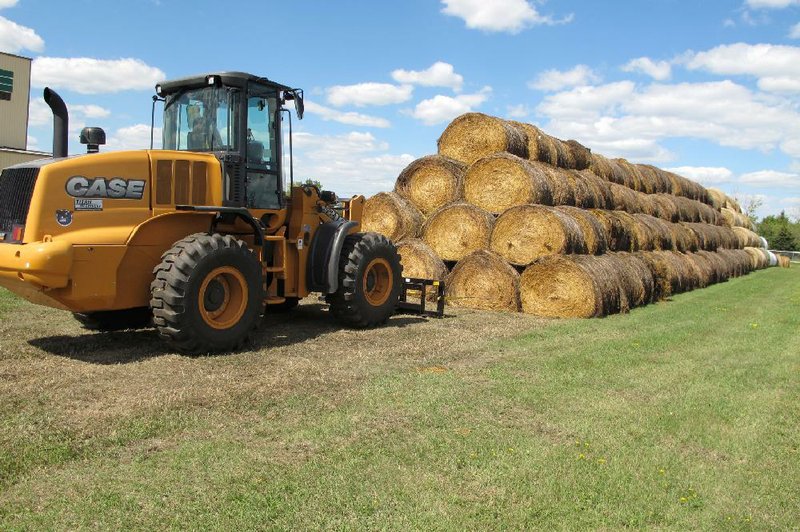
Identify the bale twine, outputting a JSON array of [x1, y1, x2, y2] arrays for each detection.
[[362, 192, 424, 242], [520, 254, 623, 317], [612, 252, 655, 308], [422, 202, 494, 262], [446, 250, 520, 312], [396, 238, 448, 300], [578, 170, 614, 209], [632, 214, 674, 251], [707, 188, 727, 210], [394, 155, 467, 215], [490, 205, 587, 266], [589, 153, 614, 180], [566, 140, 592, 170], [463, 153, 553, 214], [590, 209, 634, 251], [555, 206, 608, 254], [438, 113, 528, 165]]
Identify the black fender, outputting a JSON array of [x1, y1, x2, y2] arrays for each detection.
[[307, 220, 359, 293]]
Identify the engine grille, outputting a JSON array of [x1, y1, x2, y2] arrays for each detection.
[[0, 166, 39, 235]]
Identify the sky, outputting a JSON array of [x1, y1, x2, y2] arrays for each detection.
[[1, 0, 799, 219]]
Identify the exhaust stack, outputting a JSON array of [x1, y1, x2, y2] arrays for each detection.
[[43, 87, 68, 158]]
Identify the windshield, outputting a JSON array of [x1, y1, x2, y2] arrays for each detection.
[[163, 87, 238, 151]]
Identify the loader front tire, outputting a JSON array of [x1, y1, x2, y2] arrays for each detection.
[[326, 232, 402, 328], [150, 233, 263, 353]]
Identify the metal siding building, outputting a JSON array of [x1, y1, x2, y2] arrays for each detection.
[[0, 52, 49, 169]]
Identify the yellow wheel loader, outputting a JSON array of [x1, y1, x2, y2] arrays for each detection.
[[0, 72, 403, 353]]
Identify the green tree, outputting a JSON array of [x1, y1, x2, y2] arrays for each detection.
[[758, 211, 799, 251], [301, 178, 323, 190], [772, 224, 797, 251]]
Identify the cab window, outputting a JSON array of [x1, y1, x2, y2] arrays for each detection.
[[246, 92, 280, 209]]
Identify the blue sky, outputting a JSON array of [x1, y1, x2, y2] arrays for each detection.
[[2, 0, 799, 218]]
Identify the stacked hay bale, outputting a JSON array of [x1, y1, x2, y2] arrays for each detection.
[[362, 112, 773, 318]]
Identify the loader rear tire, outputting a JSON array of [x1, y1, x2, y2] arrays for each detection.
[[73, 307, 152, 331], [326, 232, 402, 328], [150, 233, 263, 354]]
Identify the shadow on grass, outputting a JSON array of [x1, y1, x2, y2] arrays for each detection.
[[28, 303, 429, 364]]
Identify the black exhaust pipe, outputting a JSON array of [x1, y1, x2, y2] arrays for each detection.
[[43, 87, 68, 158]]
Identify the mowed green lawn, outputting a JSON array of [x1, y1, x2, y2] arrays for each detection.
[[0, 267, 798, 529]]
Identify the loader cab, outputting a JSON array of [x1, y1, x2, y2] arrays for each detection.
[[156, 72, 303, 210]]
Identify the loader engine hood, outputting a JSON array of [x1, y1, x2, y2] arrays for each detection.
[[0, 151, 153, 245]]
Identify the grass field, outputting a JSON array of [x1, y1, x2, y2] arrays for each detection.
[[0, 267, 798, 529]]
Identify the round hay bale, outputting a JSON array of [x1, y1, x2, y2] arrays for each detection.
[[362, 192, 424, 242], [743, 246, 765, 270], [684, 252, 714, 287], [779, 255, 791, 268], [615, 159, 647, 193], [669, 222, 699, 252], [422, 202, 494, 262], [394, 155, 467, 215], [613, 252, 655, 307], [446, 250, 520, 312], [490, 205, 587, 266], [553, 138, 576, 169], [768, 251, 779, 267], [511, 122, 556, 166], [396, 238, 448, 300], [438, 113, 528, 165], [589, 153, 614, 180], [520, 255, 623, 317], [723, 195, 742, 213], [632, 214, 674, 251], [732, 226, 761, 248], [555, 206, 608, 254], [463, 153, 554, 214], [608, 182, 643, 213], [635, 165, 663, 194], [565, 140, 592, 170], [636, 193, 660, 217], [590, 209, 634, 251], [578, 170, 614, 209], [540, 165, 575, 206], [707, 188, 727, 210], [563, 169, 595, 208], [635, 251, 682, 300], [649, 194, 679, 222]]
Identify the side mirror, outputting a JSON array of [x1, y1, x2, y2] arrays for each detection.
[[286, 89, 304, 120]]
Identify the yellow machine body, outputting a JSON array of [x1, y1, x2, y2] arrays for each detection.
[[0, 149, 364, 313]]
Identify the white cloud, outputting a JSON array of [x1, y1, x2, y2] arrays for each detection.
[[537, 79, 800, 162], [26, 135, 38, 150], [326, 82, 412, 107], [107, 124, 161, 151], [0, 1, 19, 8], [791, 22, 800, 38], [391, 62, 463, 91], [622, 57, 672, 81], [666, 166, 734, 185], [685, 43, 800, 92], [304, 101, 390, 128], [529, 65, 600, 91], [31, 57, 165, 94], [739, 170, 799, 187], [505, 104, 531, 119], [293, 131, 415, 196], [0, 15, 44, 54], [28, 97, 111, 126], [440, 0, 571, 33], [745, 0, 800, 7], [409, 86, 492, 125]]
